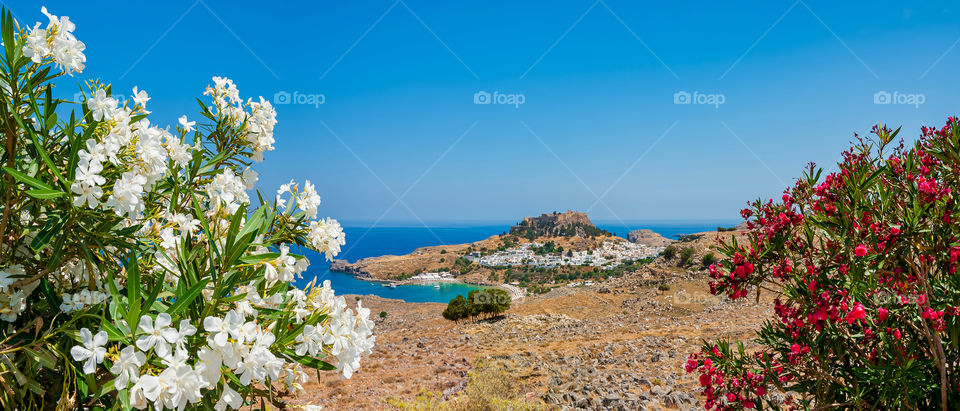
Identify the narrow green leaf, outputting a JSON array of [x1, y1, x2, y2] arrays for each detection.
[[25, 188, 65, 199], [2, 166, 52, 190], [165, 277, 209, 315]]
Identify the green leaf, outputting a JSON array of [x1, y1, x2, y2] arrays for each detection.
[[2, 166, 52, 190], [22, 347, 57, 370], [284, 350, 335, 371], [125, 252, 141, 327], [239, 252, 279, 265], [30, 215, 65, 252], [101, 321, 126, 342], [165, 277, 209, 315], [25, 188, 65, 199]]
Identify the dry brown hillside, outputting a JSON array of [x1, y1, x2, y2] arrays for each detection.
[[290, 230, 773, 410]]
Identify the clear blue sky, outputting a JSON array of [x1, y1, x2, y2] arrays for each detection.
[[14, 1, 960, 225]]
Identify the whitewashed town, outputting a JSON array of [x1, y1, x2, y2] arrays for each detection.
[[464, 240, 664, 268]]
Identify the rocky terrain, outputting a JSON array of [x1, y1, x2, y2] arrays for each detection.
[[291, 229, 772, 410], [510, 210, 608, 238], [627, 229, 674, 248]]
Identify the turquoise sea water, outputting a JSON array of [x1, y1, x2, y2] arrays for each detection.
[[295, 221, 734, 303]]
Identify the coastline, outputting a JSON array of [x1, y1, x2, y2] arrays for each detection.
[[331, 268, 526, 301]]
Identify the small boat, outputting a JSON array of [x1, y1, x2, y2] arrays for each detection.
[[388, 283, 397, 289], [433, 284, 441, 289]]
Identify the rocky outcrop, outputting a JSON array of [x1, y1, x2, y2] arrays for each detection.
[[510, 210, 607, 238], [627, 229, 674, 247], [329, 259, 373, 279]]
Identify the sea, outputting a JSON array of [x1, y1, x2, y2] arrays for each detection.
[[294, 221, 735, 303]]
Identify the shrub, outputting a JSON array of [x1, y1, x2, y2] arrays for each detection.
[[679, 247, 696, 266], [657, 283, 670, 291], [379, 311, 388, 319], [686, 121, 960, 410], [442, 289, 511, 322], [442, 295, 469, 322], [701, 252, 717, 268], [0, 8, 373, 409], [663, 245, 678, 260]]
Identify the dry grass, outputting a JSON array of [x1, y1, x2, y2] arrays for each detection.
[[385, 361, 547, 411]]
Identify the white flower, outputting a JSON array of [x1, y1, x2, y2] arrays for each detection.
[[195, 346, 222, 387], [71, 181, 102, 208], [206, 169, 249, 209], [75, 158, 105, 186], [165, 135, 192, 167], [70, 328, 107, 374], [22, 7, 86, 74], [132, 86, 150, 107], [136, 373, 164, 409], [297, 180, 322, 219], [178, 115, 196, 133], [214, 384, 243, 411], [130, 374, 154, 409], [22, 24, 49, 63], [87, 89, 117, 121], [294, 324, 322, 356], [174, 319, 197, 353], [307, 218, 345, 260], [242, 167, 258, 190], [159, 363, 203, 410], [203, 310, 244, 347], [135, 313, 178, 358], [105, 170, 147, 218], [110, 345, 146, 390]]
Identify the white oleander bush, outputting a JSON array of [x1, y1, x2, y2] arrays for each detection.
[[0, 7, 374, 410]]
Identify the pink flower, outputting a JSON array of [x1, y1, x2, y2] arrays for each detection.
[[854, 244, 868, 257], [845, 302, 866, 324], [877, 307, 889, 322]]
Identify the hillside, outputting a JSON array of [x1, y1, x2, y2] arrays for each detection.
[[291, 228, 769, 410]]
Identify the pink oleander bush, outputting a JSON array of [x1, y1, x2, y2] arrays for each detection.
[[685, 119, 960, 409], [0, 7, 373, 410]]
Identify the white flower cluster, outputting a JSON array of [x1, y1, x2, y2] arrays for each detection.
[[276, 181, 346, 261], [262, 245, 309, 287], [71, 87, 193, 219], [295, 280, 375, 378], [308, 218, 345, 260], [21, 7, 85, 73], [0, 265, 37, 321], [70, 283, 374, 410], [59, 289, 108, 313], [203, 77, 277, 161], [206, 168, 252, 214]]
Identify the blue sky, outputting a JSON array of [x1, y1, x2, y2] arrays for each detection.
[[13, 1, 960, 225]]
